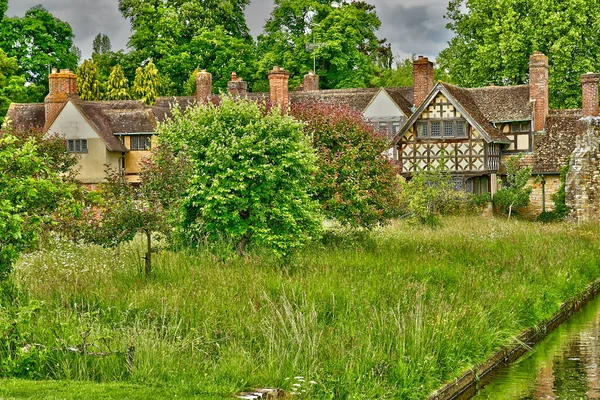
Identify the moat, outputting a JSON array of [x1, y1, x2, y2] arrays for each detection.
[[473, 293, 600, 399]]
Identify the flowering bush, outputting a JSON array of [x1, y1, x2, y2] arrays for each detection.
[[291, 101, 400, 228]]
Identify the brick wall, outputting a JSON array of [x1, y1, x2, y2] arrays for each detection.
[[303, 72, 319, 92], [268, 67, 290, 109], [581, 73, 600, 117], [413, 56, 434, 107], [518, 175, 561, 218], [227, 72, 248, 96]]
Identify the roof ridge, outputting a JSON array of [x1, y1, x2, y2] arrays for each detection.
[[467, 84, 530, 91]]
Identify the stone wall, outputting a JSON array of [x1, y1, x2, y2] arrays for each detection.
[[519, 175, 561, 219], [566, 118, 600, 222]]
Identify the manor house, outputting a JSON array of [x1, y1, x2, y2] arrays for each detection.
[[5, 52, 597, 219]]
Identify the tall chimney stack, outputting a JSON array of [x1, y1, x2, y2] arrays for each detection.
[[303, 71, 319, 92], [196, 69, 212, 103], [44, 68, 77, 131], [268, 66, 290, 109], [529, 52, 549, 131], [227, 72, 248, 96], [581, 73, 600, 117], [413, 56, 434, 107]]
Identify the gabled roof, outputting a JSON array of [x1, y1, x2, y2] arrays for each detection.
[[393, 82, 511, 145], [467, 85, 533, 122]]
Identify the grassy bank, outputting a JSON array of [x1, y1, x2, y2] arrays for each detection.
[[1, 217, 600, 399]]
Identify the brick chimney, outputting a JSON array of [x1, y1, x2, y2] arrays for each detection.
[[44, 68, 77, 131], [581, 73, 600, 117], [227, 72, 247, 96], [196, 69, 212, 103], [413, 56, 434, 107], [303, 71, 319, 92], [268, 66, 290, 109], [529, 52, 549, 131]]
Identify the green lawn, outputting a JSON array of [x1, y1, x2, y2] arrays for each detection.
[[1, 217, 600, 399]]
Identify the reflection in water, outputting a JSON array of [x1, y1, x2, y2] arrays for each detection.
[[473, 295, 600, 399]]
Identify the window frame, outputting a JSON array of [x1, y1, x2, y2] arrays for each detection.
[[130, 135, 152, 151], [416, 119, 469, 139], [67, 139, 88, 154]]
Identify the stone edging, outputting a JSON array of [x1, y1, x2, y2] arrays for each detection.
[[428, 278, 600, 400]]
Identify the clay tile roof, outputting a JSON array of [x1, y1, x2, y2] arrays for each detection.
[[4, 103, 45, 130], [385, 87, 414, 116], [441, 82, 511, 143], [468, 85, 533, 122], [532, 109, 585, 173]]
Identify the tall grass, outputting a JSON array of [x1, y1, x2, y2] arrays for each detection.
[[2, 217, 600, 399]]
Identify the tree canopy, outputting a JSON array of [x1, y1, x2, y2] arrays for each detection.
[[0, 5, 78, 89], [255, 0, 390, 91], [158, 96, 322, 256], [438, 0, 600, 109], [118, 0, 256, 94]]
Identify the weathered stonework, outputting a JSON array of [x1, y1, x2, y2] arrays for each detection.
[[519, 175, 561, 218], [566, 118, 600, 222]]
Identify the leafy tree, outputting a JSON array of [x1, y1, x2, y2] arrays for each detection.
[[439, 0, 600, 109], [493, 155, 533, 218], [291, 101, 400, 228], [118, 0, 255, 94], [399, 153, 470, 226], [158, 96, 322, 256], [131, 60, 160, 105], [77, 60, 103, 101], [0, 130, 78, 280], [92, 33, 112, 55], [106, 65, 130, 100], [0, 5, 78, 90], [0, 0, 6, 20], [255, 0, 389, 90]]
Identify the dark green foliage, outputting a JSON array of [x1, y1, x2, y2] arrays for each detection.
[[255, 0, 389, 90], [0, 50, 43, 126], [439, 0, 600, 109], [0, 129, 78, 280], [0, 6, 78, 89], [158, 96, 323, 256]]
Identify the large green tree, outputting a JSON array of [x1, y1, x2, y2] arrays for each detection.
[[118, 0, 256, 94], [106, 65, 130, 100], [131, 60, 160, 105], [159, 96, 322, 256], [255, 0, 390, 90], [0, 5, 78, 91], [439, 0, 600, 109]]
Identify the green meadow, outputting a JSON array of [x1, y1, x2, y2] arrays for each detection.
[[2, 217, 600, 399]]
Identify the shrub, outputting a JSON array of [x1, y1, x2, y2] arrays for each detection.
[[159, 96, 322, 256], [399, 154, 470, 226], [0, 130, 78, 280], [291, 101, 400, 228], [493, 155, 532, 218]]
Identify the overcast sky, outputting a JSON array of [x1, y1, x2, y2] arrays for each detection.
[[7, 0, 452, 63]]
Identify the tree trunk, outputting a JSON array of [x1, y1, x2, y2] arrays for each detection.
[[236, 233, 252, 256], [144, 230, 152, 276]]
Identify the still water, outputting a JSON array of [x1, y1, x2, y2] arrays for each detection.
[[473, 294, 600, 399]]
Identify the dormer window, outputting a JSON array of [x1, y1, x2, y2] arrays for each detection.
[[503, 121, 532, 152], [130, 135, 151, 151]]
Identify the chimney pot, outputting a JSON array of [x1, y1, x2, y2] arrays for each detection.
[[581, 72, 600, 117], [228, 71, 247, 96]]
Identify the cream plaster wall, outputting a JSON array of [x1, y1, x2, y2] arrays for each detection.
[[46, 101, 120, 184], [363, 90, 406, 118]]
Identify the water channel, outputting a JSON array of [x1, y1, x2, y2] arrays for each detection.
[[472, 294, 600, 399]]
